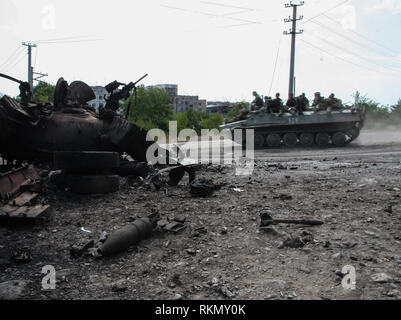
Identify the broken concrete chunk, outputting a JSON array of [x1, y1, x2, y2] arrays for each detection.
[[371, 273, 392, 283]]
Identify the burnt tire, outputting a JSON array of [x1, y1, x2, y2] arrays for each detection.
[[53, 174, 120, 194], [266, 134, 281, 147], [332, 132, 347, 147], [315, 133, 330, 147], [283, 133, 298, 147], [54, 151, 120, 172], [254, 134, 265, 149], [299, 133, 314, 147]]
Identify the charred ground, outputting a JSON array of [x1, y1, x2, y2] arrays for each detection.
[[1, 130, 400, 300]]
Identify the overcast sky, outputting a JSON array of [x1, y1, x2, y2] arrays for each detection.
[[1, 0, 400, 105]]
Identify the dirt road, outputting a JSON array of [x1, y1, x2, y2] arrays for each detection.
[[0, 129, 400, 300]]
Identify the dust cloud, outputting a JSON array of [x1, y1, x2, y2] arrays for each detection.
[[358, 123, 401, 146]]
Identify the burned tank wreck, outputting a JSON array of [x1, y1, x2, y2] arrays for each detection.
[[0, 73, 195, 197], [0, 73, 153, 162]]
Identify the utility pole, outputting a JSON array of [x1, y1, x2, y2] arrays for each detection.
[[22, 42, 37, 91], [284, 1, 304, 96]]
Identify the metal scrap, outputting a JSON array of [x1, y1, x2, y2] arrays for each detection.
[[259, 212, 324, 228], [0, 165, 40, 200]]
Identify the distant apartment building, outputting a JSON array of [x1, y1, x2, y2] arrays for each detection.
[[206, 101, 234, 114], [147, 84, 207, 113], [88, 86, 109, 110], [146, 84, 178, 97]]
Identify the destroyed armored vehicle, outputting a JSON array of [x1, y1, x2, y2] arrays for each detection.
[[220, 107, 366, 148], [0, 73, 195, 196], [0, 73, 153, 162]]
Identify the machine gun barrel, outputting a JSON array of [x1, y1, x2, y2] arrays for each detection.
[[0, 72, 24, 85], [124, 74, 149, 119], [133, 73, 148, 86]]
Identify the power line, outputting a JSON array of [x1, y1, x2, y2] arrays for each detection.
[[1, 49, 26, 73], [309, 19, 401, 66], [35, 38, 102, 45], [269, 35, 283, 96], [200, 1, 255, 12], [0, 46, 24, 71], [300, 38, 395, 76], [2, 52, 27, 74], [31, 35, 95, 43], [321, 13, 401, 57], [300, 0, 349, 25], [306, 33, 401, 74]]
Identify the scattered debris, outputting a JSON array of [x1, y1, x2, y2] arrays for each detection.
[[10, 249, 32, 264], [98, 231, 108, 243], [81, 227, 92, 233], [70, 239, 95, 257], [281, 231, 314, 248], [0, 165, 49, 221], [273, 194, 293, 200], [259, 212, 323, 228], [384, 205, 393, 214], [371, 273, 392, 283], [0, 280, 31, 300], [163, 221, 186, 234], [219, 285, 235, 298], [190, 178, 221, 197]]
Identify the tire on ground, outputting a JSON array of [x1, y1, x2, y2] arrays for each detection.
[[332, 132, 347, 147], [57, 174, 120, 194], [283, 133, 298, 147], [299, 133, 314, 146], [266, 133, 281, 147], [315, 133, 330, 147], [54, 151, 120, 171]]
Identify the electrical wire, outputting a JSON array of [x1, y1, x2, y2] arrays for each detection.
[[306, 33, 401, 73], [2, 52, 27, 74], [310, 19, 401, 68], [321, 13, 401, 58], [300, 38, 395, 76], [35, 39, 102, 45], [269, 35, 283, 96], [300, 0, 350, 25], [0, 46, 24, 71]]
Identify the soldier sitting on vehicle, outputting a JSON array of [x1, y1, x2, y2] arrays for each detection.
[[326, 93, 343, 112], [296, 93, 309, 114], [251, 91, 264, 111], [270, 93, 284, 114], [264, 96, 273, 113], [284, 93, 298, 115], [312, 92, 326, 112]]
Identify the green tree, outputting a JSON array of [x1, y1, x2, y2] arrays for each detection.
[[225, 101, 249, 122], [201, 113, 224, 130], [173, 112, 189, 133], [186, 109, 205, 134], [391, 99, 401, 119], [33, 81, 55, 103], [122, 85, 174, 132]]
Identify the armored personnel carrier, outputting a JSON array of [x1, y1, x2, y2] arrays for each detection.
[[220, 107, 366, 148]]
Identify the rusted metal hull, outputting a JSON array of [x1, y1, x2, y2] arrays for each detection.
[[0, 95, 153, 162]]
